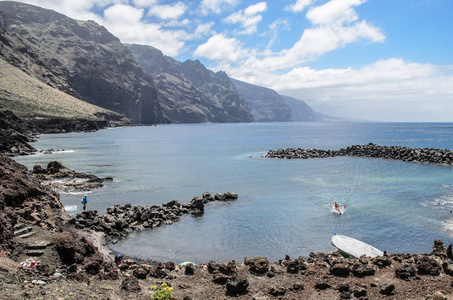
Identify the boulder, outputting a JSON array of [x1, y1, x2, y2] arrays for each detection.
[[380, 283, 395, 295], [226, 276, 248, 295], [395, 264, 417, 280], [248, 257, 269, 274], [184, 263, 195, 275], [417, 256, 441, 276], [330, 262, 350, 277], [133, 267, 147, 279], [189, 197, 204, 213], [121, 276, 141, 292]]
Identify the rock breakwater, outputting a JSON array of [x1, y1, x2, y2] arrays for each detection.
[[266, 143, 453, 165], [69, 191, 239, 241]]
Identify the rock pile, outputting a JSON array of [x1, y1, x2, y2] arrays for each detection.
[[32, 161, 113, 193], [69, 192, 239, 240], [266, 143, 453, 165]]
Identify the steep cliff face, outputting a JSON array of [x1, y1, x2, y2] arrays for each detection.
[[282, 96, 316, 122], [0, 1, 166, 124], [231, 79, 292, 122], [127, 44, 254, 123]]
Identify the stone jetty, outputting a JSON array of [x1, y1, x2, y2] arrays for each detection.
[[69, 191, 239, 241], [266, 143, 453, 165]]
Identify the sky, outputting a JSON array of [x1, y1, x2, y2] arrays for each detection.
[[3, 0, 453, 122]]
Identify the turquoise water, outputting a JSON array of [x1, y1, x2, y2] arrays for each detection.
[[15, 122, 453, 263]]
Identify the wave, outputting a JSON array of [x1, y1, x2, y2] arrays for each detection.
[[64, 205, 78, 212]]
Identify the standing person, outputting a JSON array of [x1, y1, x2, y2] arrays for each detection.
[[81, 195, 88, 211], [114, 254, 124, 267]]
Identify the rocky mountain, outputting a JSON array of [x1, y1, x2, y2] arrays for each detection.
[[127, 44, 254, 123], [0, 1, 166, 124], [231, 79, 292, 122], [282, 96, 316, 122]]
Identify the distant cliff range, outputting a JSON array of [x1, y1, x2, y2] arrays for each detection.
[[0, 1, 348, 125]]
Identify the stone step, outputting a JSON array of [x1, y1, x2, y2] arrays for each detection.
[[26, 250, 44, 256], [17, 231, 36, 239], [14, 227, 32, 237], [14, 223, 26, 231], [25, 242, 50, 250]]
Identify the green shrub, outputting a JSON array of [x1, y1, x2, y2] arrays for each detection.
[[152, 283, 173, 300]]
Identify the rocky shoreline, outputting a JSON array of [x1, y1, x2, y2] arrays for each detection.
[[2, 114, 453, 298], [266, 143, 453, 165], [70, 191, 239, 243], [2, 153, 453, 299], [0, 110, 130, 157]]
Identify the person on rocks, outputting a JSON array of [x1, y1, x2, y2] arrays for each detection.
[[114, 254, 124, 267], [81, 195, 88, 211]]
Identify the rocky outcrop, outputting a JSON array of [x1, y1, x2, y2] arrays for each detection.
[[32, 161, 113, 193], [0, 2, 166, 124], [0, 154, 68, 255], [0, 110, 39, 155], [69, 192, 239, 241], [127, 44, 254, 123], [232, 79, 292, 122], [283, 95, 316, 122], [266, 143, 453, 165]]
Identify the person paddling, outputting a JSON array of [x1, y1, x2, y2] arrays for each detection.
[[333, 202, 340, 211], [81, 195, 88, 211]]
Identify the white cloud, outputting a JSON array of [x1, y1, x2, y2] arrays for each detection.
[[148, 2, 187, 20], [285, 0, 316, 13], [306, 0, 366, 25], [199, 0, 239, 15], [194, 34, 246, 62], [101, 4, 186, 56], [224, 2, 267, 35], [271, 59, 453, 122], [266, 18, 290, 49], [132, 0, 158, 8], [193, 22, 215, 37]]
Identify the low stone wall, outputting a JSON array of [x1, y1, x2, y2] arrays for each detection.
[[266, 143, 453, 165], [69, 191, 239, 241]]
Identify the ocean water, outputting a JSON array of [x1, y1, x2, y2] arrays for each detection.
[[14, 122, 453, 263]]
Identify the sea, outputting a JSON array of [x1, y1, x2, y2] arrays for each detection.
[[14, 122, 453, 263]]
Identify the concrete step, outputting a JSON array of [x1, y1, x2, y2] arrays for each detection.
[[14, 223, 26, 231], [25, 242, 50, 250], [26, 250, 44, 256], [14, 227, 32, 237], [17, 231, 36, 239]]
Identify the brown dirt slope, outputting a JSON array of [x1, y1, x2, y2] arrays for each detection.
[[0, 58, 125, 121]]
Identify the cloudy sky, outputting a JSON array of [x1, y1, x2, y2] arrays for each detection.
[[4, 0, 453, 121]]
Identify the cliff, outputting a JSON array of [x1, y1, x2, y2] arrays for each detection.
[[0, 1, 166, 124], [231, 79, 292, 122], [282, 95, 316, 122], [127, 44, 254, 123]]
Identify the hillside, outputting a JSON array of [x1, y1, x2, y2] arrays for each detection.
[[0, 1, 166, 124], [0, 58, 127, 122], [231, 79, 292, 122], [282, 95, 316, 122], [127, 44, 254, 123]]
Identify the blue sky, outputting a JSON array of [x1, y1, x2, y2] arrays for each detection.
[[4, 0, 453, 121]]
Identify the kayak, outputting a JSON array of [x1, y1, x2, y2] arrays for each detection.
[[331, 233, 384, 258], [331, 204, 346, 215]]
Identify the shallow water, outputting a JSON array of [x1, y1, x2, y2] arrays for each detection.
[[15, 122, 453, 263]]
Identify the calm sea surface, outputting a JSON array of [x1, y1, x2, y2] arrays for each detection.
[[15, 122, 453, 263]]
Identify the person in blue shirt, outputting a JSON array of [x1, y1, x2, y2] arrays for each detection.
[[81, 195, 88, 211]]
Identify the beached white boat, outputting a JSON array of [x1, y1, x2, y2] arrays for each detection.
[[331, 233, 384, 258]]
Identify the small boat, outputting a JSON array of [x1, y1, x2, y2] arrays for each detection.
[[331, 233, 384, 258], [331, 203, 346, 215]]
